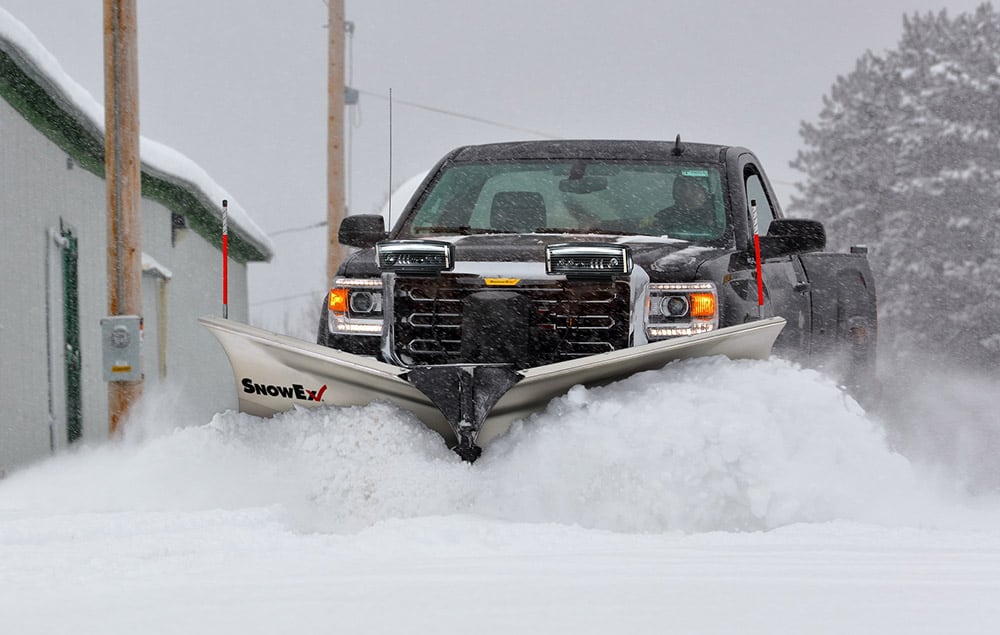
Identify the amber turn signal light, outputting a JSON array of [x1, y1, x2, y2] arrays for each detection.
[[689, 292, 716, 317], [328, 288, 349, 313]]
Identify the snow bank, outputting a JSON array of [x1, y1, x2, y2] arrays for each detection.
[[479, 358, 939, 532], [3, 357, 995, 535]]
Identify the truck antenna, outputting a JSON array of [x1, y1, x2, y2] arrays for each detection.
[[387, 87, 393, 230], [671, 133, 685, 156]]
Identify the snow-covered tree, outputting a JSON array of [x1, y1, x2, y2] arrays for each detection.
[[792, 4, 1000, 367]]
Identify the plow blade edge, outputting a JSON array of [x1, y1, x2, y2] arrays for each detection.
[[199, 316, 785, 449]]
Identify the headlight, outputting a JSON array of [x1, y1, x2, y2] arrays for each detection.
[[349, 290, 380, 313], [646, 282, 718, 339], [661, 295, 689, 317], [328, 277, 383, 336]]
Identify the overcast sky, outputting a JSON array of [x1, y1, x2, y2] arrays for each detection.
[[0, 0, 989, 326]]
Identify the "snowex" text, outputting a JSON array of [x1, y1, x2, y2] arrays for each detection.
[[241, 377, 328, 402]]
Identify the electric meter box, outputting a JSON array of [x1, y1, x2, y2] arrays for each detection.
[[101, 315, 142, 382]]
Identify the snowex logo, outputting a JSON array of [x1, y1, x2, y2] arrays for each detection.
[[241, 377, 328, 402]]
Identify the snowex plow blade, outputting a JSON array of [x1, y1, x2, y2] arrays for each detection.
[[200, 316, 785, 460]]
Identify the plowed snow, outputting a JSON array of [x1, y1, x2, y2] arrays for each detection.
[[2, 357, 998, 634]]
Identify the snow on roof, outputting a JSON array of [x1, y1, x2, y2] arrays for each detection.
[[0, 8, 274, 260], [141, 252, 173, 280]]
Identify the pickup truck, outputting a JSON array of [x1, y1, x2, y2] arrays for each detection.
[[312, 138, 876, 456]]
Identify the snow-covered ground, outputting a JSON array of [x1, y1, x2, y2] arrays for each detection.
[[2, 357, 998, 634]]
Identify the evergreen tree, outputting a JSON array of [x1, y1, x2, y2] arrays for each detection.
[[792, 4, 1000, 367]]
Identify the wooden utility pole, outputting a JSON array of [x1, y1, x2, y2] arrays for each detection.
[[104, 0, 143, 435], [327, 0, 348, 282]]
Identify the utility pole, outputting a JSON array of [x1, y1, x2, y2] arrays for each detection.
[[327, 0, 348, 282], [104, 0, 143, 435]]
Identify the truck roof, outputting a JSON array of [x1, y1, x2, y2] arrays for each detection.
[[449, 139, 734, 164]]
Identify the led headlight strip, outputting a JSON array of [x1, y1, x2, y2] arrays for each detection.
[[376, 240, 454, 272], [546, 243, 632, 277]]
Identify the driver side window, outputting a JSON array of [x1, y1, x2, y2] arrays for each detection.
[[744, 172, 775, 236]]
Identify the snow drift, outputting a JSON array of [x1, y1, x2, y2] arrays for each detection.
[[2, 356, 992, 535]]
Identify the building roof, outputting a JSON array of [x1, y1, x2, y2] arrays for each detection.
[[0, 8, 273, 262]]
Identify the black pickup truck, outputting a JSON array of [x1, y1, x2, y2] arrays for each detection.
[[318, 139, 877, 398]]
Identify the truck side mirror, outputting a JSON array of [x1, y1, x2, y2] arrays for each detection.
[[758, 219, 826, 259], [339, 214, 388, 248]]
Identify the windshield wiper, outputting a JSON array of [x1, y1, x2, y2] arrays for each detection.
[[414, 225, 473, 235], [414, 226, 526, 235], [537, 227, 631, 236], [413, 226, 632, 236]]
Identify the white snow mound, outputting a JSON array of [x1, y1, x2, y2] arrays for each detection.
[[1, 357, 991, 534]]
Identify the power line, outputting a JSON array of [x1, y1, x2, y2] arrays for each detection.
[[269, 220, 328, 237], [356, 89, 561, 140]]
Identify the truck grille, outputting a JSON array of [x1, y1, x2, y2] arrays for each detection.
[[389, 275, 631, 366]]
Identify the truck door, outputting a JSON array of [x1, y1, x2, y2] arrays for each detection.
[[743, 165, 811, 358]]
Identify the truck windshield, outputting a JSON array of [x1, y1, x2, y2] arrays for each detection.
[[398, 160, 727, 240]]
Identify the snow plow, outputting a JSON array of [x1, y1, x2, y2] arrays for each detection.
[[204, 138, 876, 460], [201, 315, 784, 461]]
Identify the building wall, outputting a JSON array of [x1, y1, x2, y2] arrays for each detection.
[[0, 96, 108, 470], [0, 96, 249, 474], [139, 195, 248, 423]]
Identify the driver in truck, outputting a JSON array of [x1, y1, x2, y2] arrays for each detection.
[[642, 174, 715, 235]]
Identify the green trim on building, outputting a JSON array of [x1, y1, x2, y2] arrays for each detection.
[[59, 221, 83, 444], [0, 48, 106, 175], [141, 172, 265, 261], [0, 46, 268, 263]]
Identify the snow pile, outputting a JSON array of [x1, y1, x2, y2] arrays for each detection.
[[4, 357, 993, 537], [476, 357, 952, 532]]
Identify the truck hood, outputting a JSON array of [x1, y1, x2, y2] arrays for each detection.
[[340, 234, 733, 282]]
